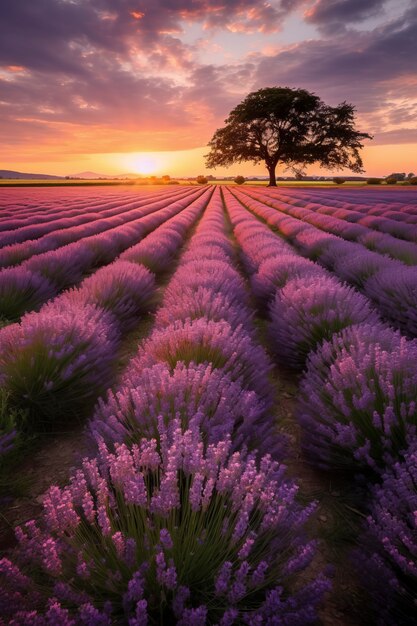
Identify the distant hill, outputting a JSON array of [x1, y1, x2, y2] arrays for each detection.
[[0, 169, 63, 180]]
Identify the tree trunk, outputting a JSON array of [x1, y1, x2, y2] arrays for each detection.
[[267, 164, 277, 187]]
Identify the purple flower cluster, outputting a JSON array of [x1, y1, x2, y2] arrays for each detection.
[[0, 266, 55, 321], [269, 275, 380, 369], [91, 361, 270, 454], [297, 323, 417, 473], [354, 440, 417, 624], [252, 254, 325, 304], [135, 317, 271, 386], [0, 419, 329, 624], [75, 261, 155, 332], [0, 301, 119, 424], [365, 266, 417, 337]]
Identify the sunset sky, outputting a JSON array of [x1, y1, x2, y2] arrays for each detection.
[[1, 0, 416, 178]]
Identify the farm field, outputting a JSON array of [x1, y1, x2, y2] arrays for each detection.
[[1, 184, 417, 624]]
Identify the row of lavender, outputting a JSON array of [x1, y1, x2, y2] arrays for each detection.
[[0, 187, 190, 250], [225, 187, 417, 624], [234, 187, 417, 338], [0, 187, 205, 321], [241, 187, 417, 263], [0, 189, 209, 456], [270, 187, 417, 224], [0, 189, 330, 624], [0, 187, 175, 227]]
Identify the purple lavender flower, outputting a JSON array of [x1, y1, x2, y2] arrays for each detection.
[[355, 439, 417, 624], [76, 260, 155, 331], [269, 275, 380, 369], [365, 266, 417, 337], [126, 317, 273, 400], [297, 323, 417, 473], [0, 420, 329, 623], [0, 267, 55, 321], [90, 361, 274, 455], [359, 230, 417, 265], [0, 301, 119, 425], [166, 260, 248, 303], [252, 255, 325, 303], [122, 230, 184, 272], [333, 247, 399, 289], [155, 285, 253, 332], [25, 242, 96, 290]]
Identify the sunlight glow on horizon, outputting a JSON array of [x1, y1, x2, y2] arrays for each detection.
[[127, 155, 161, 175], [3, 143, 417, 179]]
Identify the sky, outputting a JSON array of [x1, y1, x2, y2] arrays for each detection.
[[1, 0, 416, 178]]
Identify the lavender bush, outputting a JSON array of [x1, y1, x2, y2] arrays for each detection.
[[355, 440, 417, 624], [128, 317, 272, 400], [269, 276, 380, 369], [76, 261, 155, 331], [252, 255, 325, 303], [365, 266, 417, 337], [0, 267, 55, 321], [0, 420, 329, 624], [0, 301, 119, 426], [90, 361, 275, 455], [155, 286, 253, 332], [297, 323, 417, 474], [25, 242, 96, 290], [168, 260, 248, 303], [332, 249, 398, 289], [122, 230, 184, 272]]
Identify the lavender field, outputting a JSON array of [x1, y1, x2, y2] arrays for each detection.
[[1, 184, 417, 625]]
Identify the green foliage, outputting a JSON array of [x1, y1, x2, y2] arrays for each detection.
[[196, 175, 208, 184], [206, 86, 372, 185], [0, 388, 28, 436], [0, 389, 30, 499], [333, 177, 346, 184], [367, 178, 382, 185], [409, 176, 417, 185], [384, 176, 398, 184], [234, 175, 246, 185]]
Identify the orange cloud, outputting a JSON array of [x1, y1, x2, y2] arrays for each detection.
[[130, 11, 145, 20], [6, 65, 25, 72]]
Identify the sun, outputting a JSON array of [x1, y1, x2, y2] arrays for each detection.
[[132, 156, 159, 175]]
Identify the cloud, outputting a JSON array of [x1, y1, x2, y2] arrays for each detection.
[[253, 4, 417, 142], [1, 0, 416, 164], [0, 0, 293, 76], [304, 0, 390, 33]]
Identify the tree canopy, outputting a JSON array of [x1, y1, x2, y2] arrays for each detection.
[[205, 87, 372, 186]]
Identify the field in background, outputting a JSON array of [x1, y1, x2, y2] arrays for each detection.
[[1, 184, 417, 624]]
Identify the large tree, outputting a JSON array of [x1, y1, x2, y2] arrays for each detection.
[[205, 87, 372, 186]]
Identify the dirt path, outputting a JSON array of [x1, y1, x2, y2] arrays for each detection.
[[270, 362, 368, 626], [0, 423, 91, 549]]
